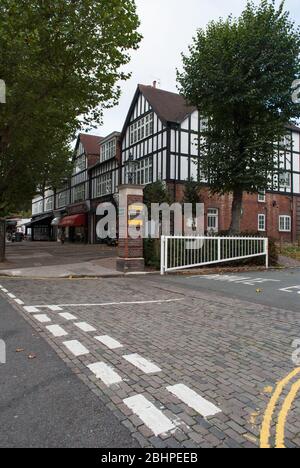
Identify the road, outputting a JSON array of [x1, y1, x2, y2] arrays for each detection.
[[0, 294, 138, 448], [160, 268, 300, 313], [1, 269, 300, 448]]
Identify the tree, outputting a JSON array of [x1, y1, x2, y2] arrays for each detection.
[[183, 179, 202, 217], [143, 181, 171, 214], [177, 0, 300, 233], [0, 0, 141, 216]]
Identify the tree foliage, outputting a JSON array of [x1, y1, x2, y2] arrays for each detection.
[[143, 181, 171, 213], [178, 0, 300, 233], [0, 0, 141, 215], [183, 179, 202, 217]]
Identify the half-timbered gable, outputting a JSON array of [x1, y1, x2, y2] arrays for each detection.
[[121, 84, 211, 186], [90, 132, 120, 201]]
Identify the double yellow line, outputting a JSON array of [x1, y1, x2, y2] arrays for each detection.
[[260, 368, 300, 448]]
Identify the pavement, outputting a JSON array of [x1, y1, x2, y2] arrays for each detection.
[[0, 295, 138, 448], [0, 242, 121, 278], [1, 269, 300, 448]]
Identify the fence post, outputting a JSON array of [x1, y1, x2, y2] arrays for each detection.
[[265, 238, 269, 269], [160, 236, 165, 275], [218, 238, 221, 262], [0, 218, 6, 263]]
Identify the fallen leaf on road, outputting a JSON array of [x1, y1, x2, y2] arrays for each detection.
[[263, 386, 273, 394], [256, 288, 263, 293], [16, 348, 25, 353], [28, 354, 37, 360], [244, 434, 258, 445]]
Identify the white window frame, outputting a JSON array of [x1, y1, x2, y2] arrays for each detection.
[[135, 157, 153, 185], [207, 208, 219, 233], [258, 190, 266, 203], [93, 173, 112, 199], [101, 139, 116, 163], [279, 215, 291, 232], [73, 183, 86, 203], [130, 114, 154, 145], [258, 214, 266, 232], [74, 154, 86, 174]]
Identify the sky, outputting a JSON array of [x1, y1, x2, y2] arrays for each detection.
[[93, 0, 300, 137]]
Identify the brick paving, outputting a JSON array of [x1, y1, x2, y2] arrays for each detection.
[[1, 276, 300, 448]]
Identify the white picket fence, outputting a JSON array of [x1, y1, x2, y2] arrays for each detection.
[[160, 235, 269, 275]]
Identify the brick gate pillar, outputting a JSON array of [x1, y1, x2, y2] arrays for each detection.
[[116, 185, 145, 273]]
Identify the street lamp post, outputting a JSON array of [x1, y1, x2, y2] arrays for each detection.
[[125, 153, 138, 185]]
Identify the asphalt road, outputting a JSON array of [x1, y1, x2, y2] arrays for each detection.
[[160, 268, 300, 312], [0, 295, 138, 448]]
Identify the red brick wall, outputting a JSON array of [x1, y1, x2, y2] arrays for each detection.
[[169, 182, 299, 242], [118, 193, 144, 259]]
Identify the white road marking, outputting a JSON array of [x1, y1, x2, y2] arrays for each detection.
[[28, 299, 184, 308], [14, 299, 24, 305], [87, 362, 123, 386], [46, 325, 68, 337], [123, 354, 161, 374], [7, 293, 16, 299], [167, 384, 222, 418], [75, 322, 96, 333], [47, 306, 63, 311], [124, 395, 176, 436], [280, 285, 300, 294], [95, 335, 123, 350], [189, 274, 280, 286], [34, 314, 51, 324], [63, 340, 90, 357], [1, 288, 8, 293], [24, 306, 40, 313], [59, 312, 77, 321]]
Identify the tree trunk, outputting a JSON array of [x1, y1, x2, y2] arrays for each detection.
[[0, 219, 6, 263], [229, 190, 243, 234]]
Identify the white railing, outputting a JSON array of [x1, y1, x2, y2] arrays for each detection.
[[160, 236, 269, 275]]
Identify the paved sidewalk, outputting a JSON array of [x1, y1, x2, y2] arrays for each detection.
[[278, 254, 300, 268], [0, 242, 121, 278], [0, 260, 122, 278]]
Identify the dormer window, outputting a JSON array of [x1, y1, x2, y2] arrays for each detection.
[[101, 139, 116, 162]]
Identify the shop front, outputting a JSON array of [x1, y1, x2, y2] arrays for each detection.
[[59, 202, 89, 243], [26, 214, 54, 241]]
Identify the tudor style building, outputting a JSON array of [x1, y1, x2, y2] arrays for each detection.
[[30, 83, 300, 243], [120, 84, 300, 242], [89, 131, 120, 243], [30, 133, 102, 242]]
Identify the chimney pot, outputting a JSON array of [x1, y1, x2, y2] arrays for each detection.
[[153, 81, 157, 89]]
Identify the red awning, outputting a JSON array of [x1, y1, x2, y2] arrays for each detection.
[[59, 214, 87, 228]]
